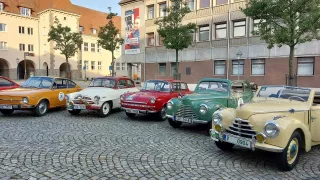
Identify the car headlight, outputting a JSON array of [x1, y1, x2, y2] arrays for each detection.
[[199, 104, 208, 115], [264, 122, 280, 138], [22, 97, 28, 104], [94, 95, 100, 101], [212, 112, 222, 124], [167, 101, 173, 109], [150, 97, 156, 104]]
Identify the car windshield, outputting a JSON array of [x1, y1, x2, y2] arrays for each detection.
[[196, 81, 229, 93], [142, 80, 170, 92], [21, 77, 53, 89], [89, 78, 116, 88], [256, 86, 311, 102]]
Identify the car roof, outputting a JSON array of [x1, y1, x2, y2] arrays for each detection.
[[147, 79, 186, 83], [95, 76, 132, 80], [199, 78, 232, 84]]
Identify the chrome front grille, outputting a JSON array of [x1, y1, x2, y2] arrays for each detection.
[[226, 118, 256, 139], [175, 105, 197, 119]]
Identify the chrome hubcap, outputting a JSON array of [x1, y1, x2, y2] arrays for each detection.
[[287, 138, 299, 165], [161, 107, 166, 119], [102, 103, 110, 114], [39, 102, 47, 114]]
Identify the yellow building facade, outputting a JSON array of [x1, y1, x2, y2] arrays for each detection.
[[0, 0, 121, 80]]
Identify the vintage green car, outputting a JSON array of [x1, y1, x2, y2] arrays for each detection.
[[166, 78, 256, 132]]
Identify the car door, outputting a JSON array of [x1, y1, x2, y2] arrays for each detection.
[[67, 80, 81, 94], [113, 79, 128, 108], [52, 78, 69, 107], [310, 96, 320, 142], [170, 82, 180, 98], [126, 79, 139, 93]]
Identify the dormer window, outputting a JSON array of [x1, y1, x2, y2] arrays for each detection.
[[20, 7, 31, 16], [79, 26, 84, 32], [0, 3, 4, 11], [92, 28, 97, 34]]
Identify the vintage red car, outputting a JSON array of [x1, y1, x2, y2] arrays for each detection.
[[120, 79, 192, 121], [0, 76, 20, 91]]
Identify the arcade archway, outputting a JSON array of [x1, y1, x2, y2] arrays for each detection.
[[0, 58, 9, 77], [59, 63, 71, 79], [43, 62, 49, 76], [18, 60, 35, 79]]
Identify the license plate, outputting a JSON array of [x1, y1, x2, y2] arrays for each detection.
[[0, 105, 12, 109], [223, 134, 252, 149], [126, 109, 139, 114], [73, 104, 86, 110], [175, 116, 193, 123]]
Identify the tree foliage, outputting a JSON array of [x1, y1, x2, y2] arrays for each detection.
[[48, 18, 83, 78], [98, 7, 124, 77], [242, 0, 320, 85], [155, 0, 197, 79]]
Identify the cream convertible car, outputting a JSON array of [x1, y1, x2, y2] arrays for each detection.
[[210, 85, 320, 171]]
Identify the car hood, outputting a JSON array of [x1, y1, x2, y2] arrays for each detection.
[[0, 88, 49, 97], [182, 92, 227, 103], [124, 91, 167, 102], [74, 87, 115, 98], [236, 98, 309, 120]]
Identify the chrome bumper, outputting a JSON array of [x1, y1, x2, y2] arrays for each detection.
[[121, 107, 157, 114], [166, 115, 209, 124], [210, 129, 284, 153]]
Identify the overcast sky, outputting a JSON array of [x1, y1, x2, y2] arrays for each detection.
[[71, 0, 121, 15]]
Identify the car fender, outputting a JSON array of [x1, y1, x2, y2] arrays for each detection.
[[265, 117, 311, 152]]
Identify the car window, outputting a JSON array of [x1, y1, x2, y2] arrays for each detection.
[[117, 80, 127, 88], [172, 83, 181, 92], [54, 79, 68, 89], [68, 80, 76, 88], [0, 78, 14, 86], [127, 79, 135, 87], [181, 83, 187, 91]]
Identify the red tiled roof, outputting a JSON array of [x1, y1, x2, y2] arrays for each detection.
[[0, 0, 121, 36]]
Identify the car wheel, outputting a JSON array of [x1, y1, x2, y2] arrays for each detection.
[[68, 110, 81, 115], [125, 112, 136, 118], [168, 118, 182, 128], [33, 100, 48, 117], [215, 141, 234, 151], [0, 110, 14, 115], [98, 101, 111, 117], [157, 105, 167, 121], [277, 131, 301, 171]]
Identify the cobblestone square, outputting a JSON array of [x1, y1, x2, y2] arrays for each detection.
[[0, 109, 320, 179]]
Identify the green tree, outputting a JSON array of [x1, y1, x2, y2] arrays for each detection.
[[155, 0, 197, 80], [98, 7, 124, 77], [242, 0, 320, 85], [48, 18, 83, 78]]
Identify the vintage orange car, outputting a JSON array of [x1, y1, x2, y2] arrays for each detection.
[[0, 76, 81, 116]]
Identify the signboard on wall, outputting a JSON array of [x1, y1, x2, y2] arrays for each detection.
[[124, 8, 140, 54]]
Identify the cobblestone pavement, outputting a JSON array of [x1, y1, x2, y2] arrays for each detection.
[[0, 110, 320, 180]]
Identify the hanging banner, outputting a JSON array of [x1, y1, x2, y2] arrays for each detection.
[[124, 8, 140, 54]]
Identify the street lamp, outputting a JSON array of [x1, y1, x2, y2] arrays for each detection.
[[16, 58, 19, 80], [236, 50, 243, 80]]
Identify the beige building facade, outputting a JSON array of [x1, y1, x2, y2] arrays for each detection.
[[0, 0, 122, 80], [120, 0, 320, 87]]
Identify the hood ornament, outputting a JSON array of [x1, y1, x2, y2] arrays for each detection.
[[289, 108, 295, 113]]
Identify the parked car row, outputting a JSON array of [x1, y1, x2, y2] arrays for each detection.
[[0, 75, 319, 171]]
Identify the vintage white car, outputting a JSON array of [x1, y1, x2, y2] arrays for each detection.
[[66, 76, 139, 117]]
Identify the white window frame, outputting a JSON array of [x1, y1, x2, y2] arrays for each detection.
[[200, 0, 210, 9], [91, 61, 95, 70], [122, 63, 126, 71], [28, 44, 34, 52], [98, 61, 102, 70], [19, 26, 25, 34], [0, 23, 6, 32], [147, 5, 155, 19], [159, 3, 167, 17], [233, 20, 246, 37], [214, 60, 225, 75], [253, 19, 261, 35], [27, 27, 33, 35], [159, 63, 166, 76], [91, 43, 95, 52], [171, 62, 177, 76], [79, 26, 83, 32], [297, 57, 314, 76], [97, 44, 101, 53], [0, 42, 8, 50], [20, 7, 31, 17], [215, 23, 227, 39], [251, 59, 265, 75], [19, 44, 25, 51], [216, 0, 228, 5], [199, 25, 210, 41], [147, 32, 155, 46], [84, 43, 88, 51], [232, 59, 244, 75], [187, 0, 195, 11], [92, 28, 97, 34]]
